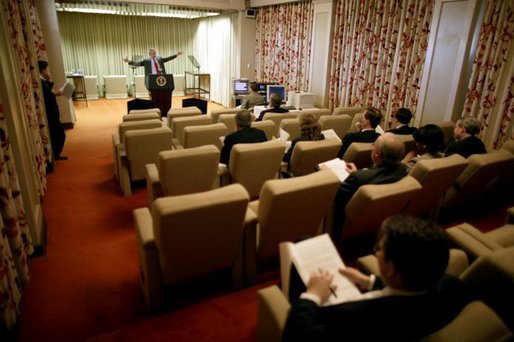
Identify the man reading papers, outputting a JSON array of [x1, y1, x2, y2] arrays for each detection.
[[283, 215, 468, 341]]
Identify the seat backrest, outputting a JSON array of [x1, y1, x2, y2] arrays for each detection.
[[170, 115, 211, 143], [118, 119, 162, 144], [229, 140, 285, 199], [289, 139, 342, 176], [502, 139, 514, 155], [218, 113, 237, 133], [129, 108, 161, 115], [123, 112, 161, 122], [255, 169, 340, 259], [151, 184, 249, 285], [210, 107, 240, 124], [405, 154, 469, 217], [319, 114, 352, 140], [444, 150, 514, 208], [183, 123, 228, 149], [436, 120, 455, 147], [332, 106, 365, 118], [125, 127, 173, 181], [342, 142, 373, 169], [424, 301, 512, 342], [460, 246, 514, 331], [252, 120, 277, 140], [296, 108, 331, 120], [262, 113, 298, 136], [279, 118, 301, 140], [158, 144, 220, 196], [167, 107, 202, 128], [342, 176, 422, 240], [394, 134, 416, 156]]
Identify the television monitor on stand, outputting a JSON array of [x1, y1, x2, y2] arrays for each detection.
[[266, 84, 287, 104], [233, 79, 250, 96]]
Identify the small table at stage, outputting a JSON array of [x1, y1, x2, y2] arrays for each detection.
[[184, 71, 210, 101], [66, 74, 88, 107]]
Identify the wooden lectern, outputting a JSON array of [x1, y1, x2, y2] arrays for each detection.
[[146, 74, 175, 117]]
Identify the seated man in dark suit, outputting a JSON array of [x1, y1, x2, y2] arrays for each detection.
[[220, 110, 267, 165], [331, 133, 407, 239], [337, 107, 382, 158], [283, 214, 468, 341], [387, 107, 417, 135], [445, 117, 487, 158], [256, 93, 289, 121], [240, 82, 265, 110]]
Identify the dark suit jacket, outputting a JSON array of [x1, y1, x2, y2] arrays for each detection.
[[337, 129, 380, 158], [387, 125, 417, 135], [336, 162, 407, 207], [128, 55, 178, 76], [444, 136, 486, 158], [220, 127, 267, 165], [256, 107, 289, 121], [283, 275, 468, 342]]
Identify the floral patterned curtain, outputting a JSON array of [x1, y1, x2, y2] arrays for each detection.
[[1, 0, 47, 329], [462, 0, 514, 148], [328, 0, 434, 116], [255, 1, 313, 92]]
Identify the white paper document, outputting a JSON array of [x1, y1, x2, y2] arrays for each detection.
[[318, 158, 349, 182], [60, 81, 75, 99], [321, 129, 341, 142], [291, 234, 362, 306]]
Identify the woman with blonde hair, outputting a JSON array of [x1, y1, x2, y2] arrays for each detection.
[[283, 113, 324, 164]]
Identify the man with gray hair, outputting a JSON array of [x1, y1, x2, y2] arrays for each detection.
[[445, 117, 486, 158], [220, 110, 267, 165], [332, 133, 407, 239]]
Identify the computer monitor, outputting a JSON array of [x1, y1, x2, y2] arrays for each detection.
[[266, 85, 286, 103], [233, 79, 249, 95]]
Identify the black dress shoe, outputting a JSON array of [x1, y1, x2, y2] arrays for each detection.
[[56, 156, 68, 160]]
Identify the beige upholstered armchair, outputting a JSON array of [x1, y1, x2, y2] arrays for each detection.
[[252, 120, 277, 140], [218, 139, 285, 199], [112, 119, 163, 180], [262, 113, 298, 136], [337, 176, 422, 240], [441, 150, 514, 213], [342, 142, 373, 169], [437, 120, 456, 147], [122, 112, 160, 122], [118, 127, 172, 196], [243, 170, 340, 283], [446, 207, 514, 259], [295, 108, 331, 120], [218, 113, 237, 133], [286, 139, 342, 177], [145, 145, 220, 206], [404, 154, 469, 219], [166, 106, 201, 122], [210, 107, 240, 124], [178, 123, 228, 150], [319, 114, 352, 140], [134, 184, 250, 312], [502, 139, 514, 155], [331, 106, 365, 117], [279, 118, 301, 140], [129, 108, 161, 115], [170, 116, 211, 148]]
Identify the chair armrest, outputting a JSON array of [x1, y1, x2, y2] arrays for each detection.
[[218, 163, 229, 187], [357, 254, 379, 276], [134, 208, 163, 312], [145, 164, 163, 207], [446, 223, 502, 259], [116, 144, 131, 196], [446, 249, 469, 277], [256, 285, 291, 342], [112, 134, 121, 179]]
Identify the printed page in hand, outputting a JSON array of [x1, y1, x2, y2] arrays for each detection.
[[321, 129, 341, 143], [61, 81, 75, 99], [292, 234, 362, 306], [318, 158, 349, 182]]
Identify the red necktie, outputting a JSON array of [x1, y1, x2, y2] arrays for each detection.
[[153, 59, 160, 74]]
